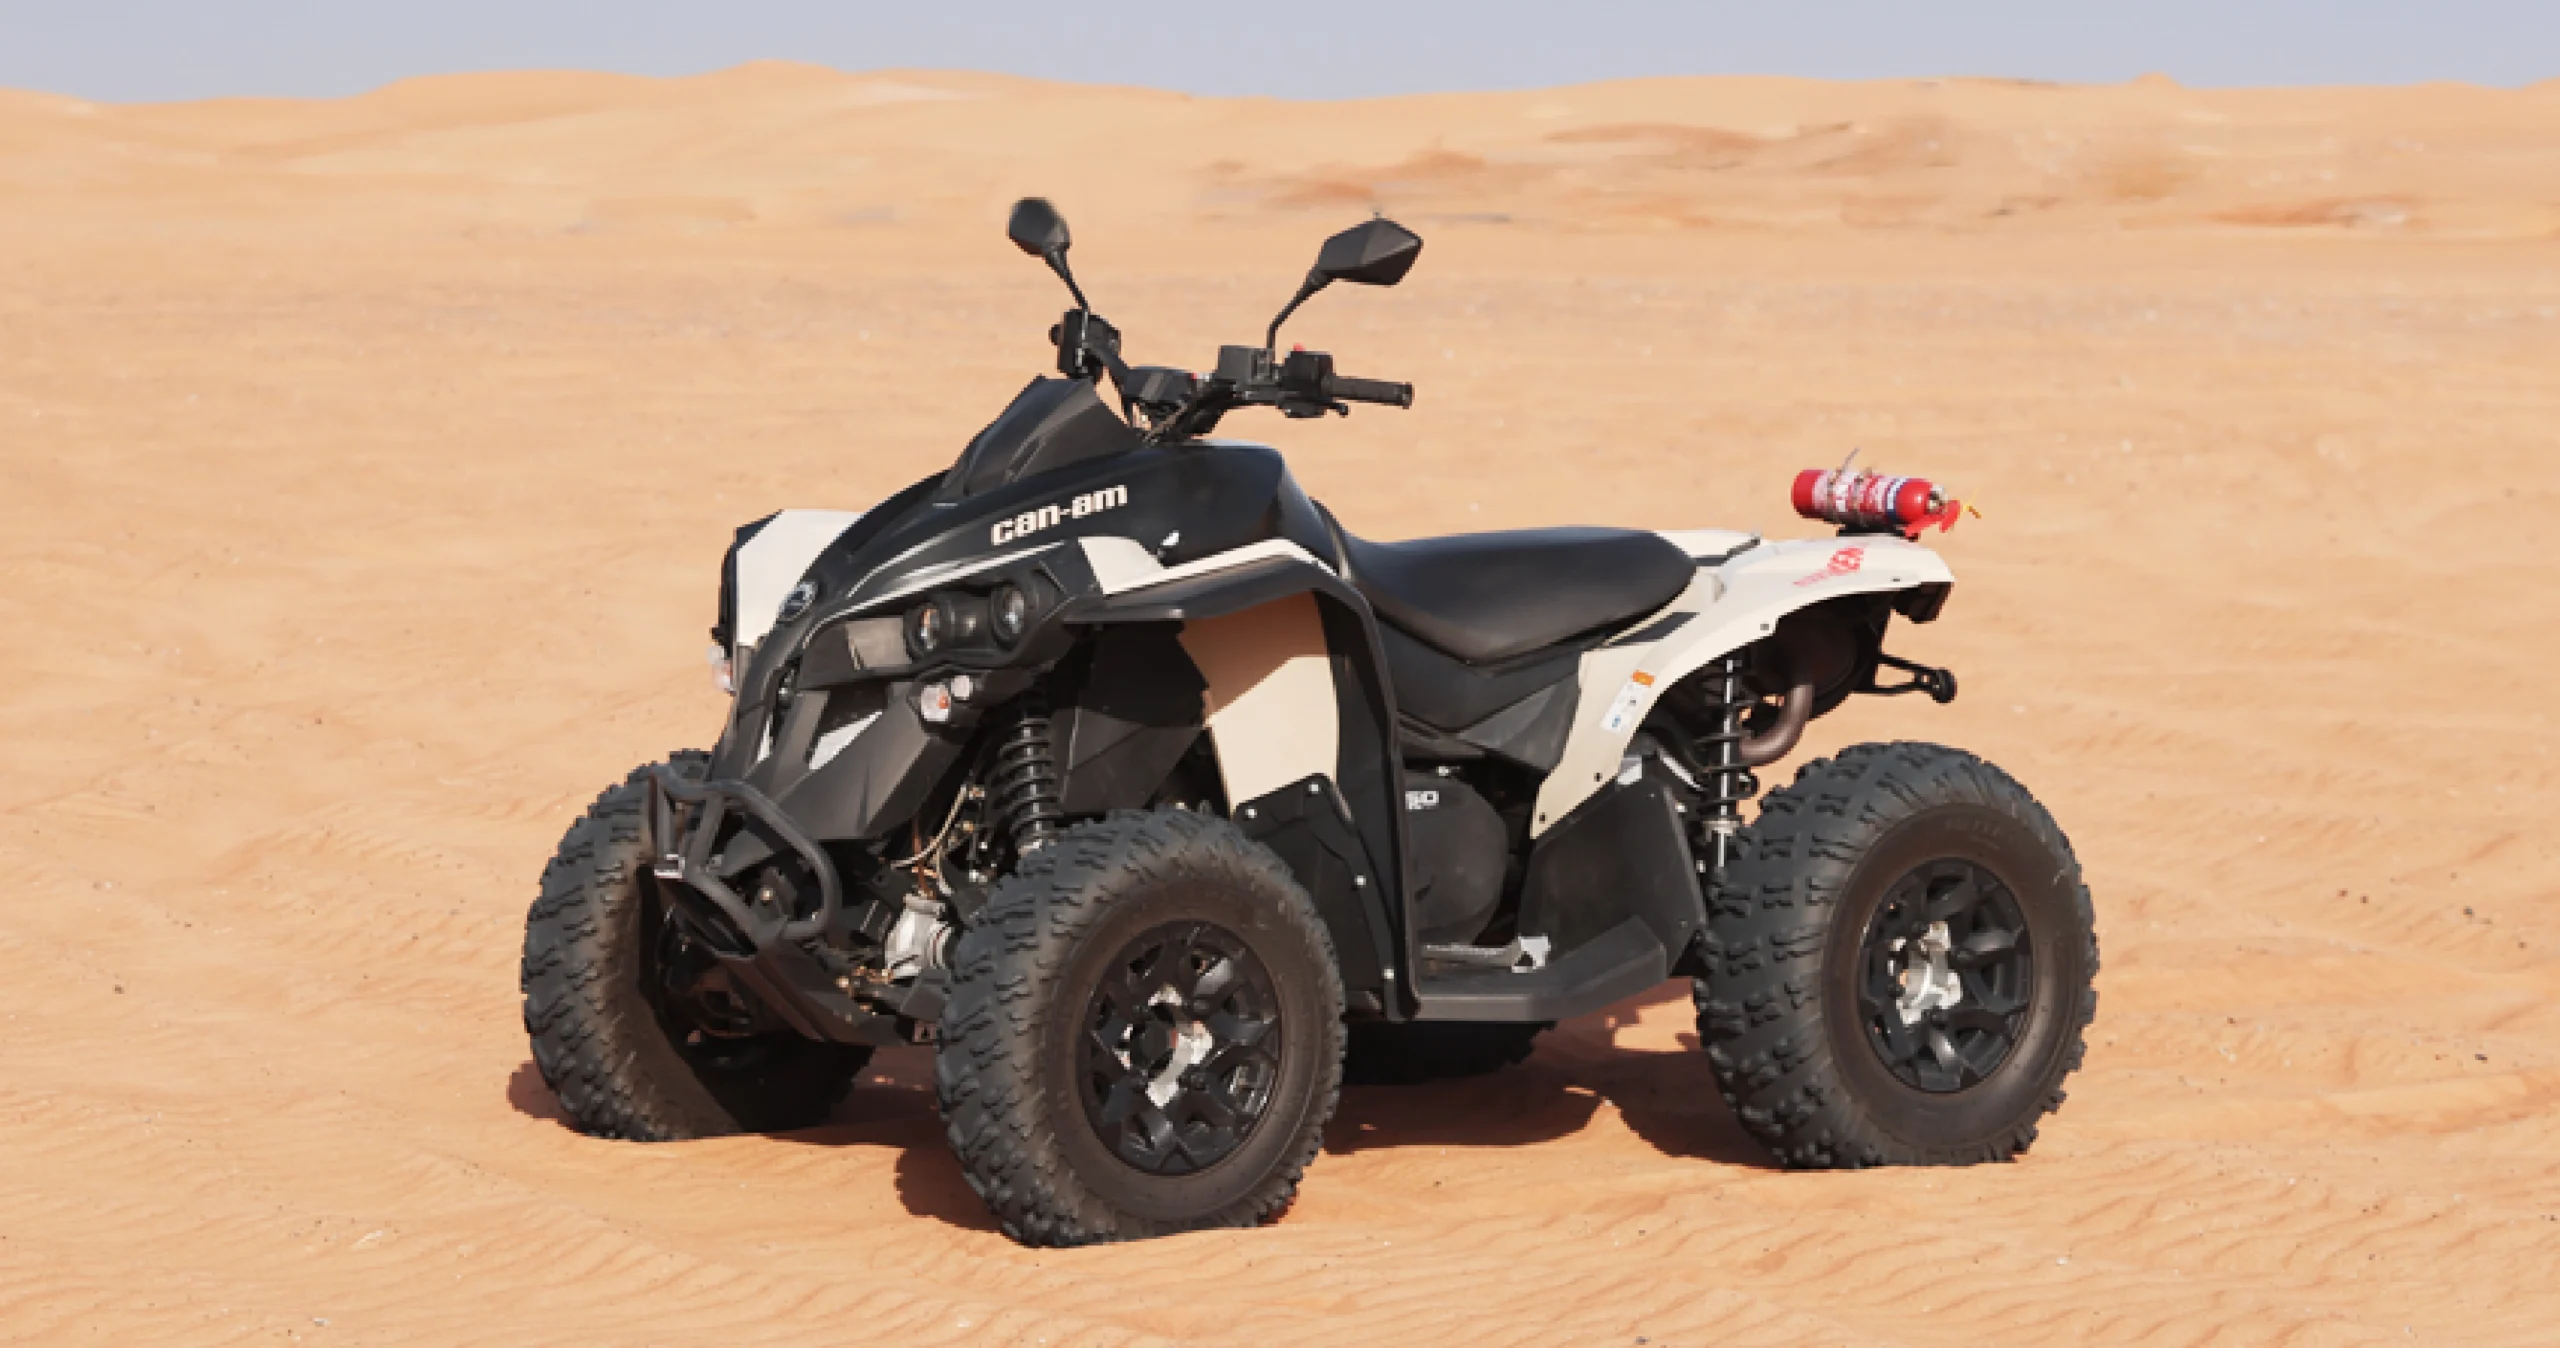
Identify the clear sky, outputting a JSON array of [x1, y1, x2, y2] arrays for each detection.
[[2, 0, 2551, 103]]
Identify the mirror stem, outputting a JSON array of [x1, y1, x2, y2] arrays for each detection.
[[1045, 252, 1091, 312], [1264, 272, 1328, 351]]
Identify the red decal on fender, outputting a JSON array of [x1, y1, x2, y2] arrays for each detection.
[[1793, 546, 1866, 586]]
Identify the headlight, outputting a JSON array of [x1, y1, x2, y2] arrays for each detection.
[[991, 584, 1030, 644], [906, 600, 947, 657]]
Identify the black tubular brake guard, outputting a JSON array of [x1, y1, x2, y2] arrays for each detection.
[[1862, 652, 1959, 705], [645, 765, 844, 949]]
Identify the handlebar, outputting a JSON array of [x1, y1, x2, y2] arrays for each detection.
[[1322, 372, 1412, 408], [1130, 342, 1414, 443]]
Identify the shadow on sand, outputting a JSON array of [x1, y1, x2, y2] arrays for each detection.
[[503, 981, 1769, 1232]]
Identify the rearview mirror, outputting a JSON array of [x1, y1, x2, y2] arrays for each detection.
[[1007, 196, 1092, 311], [1264, 217, 1425, 348], [1312, 218, 1422, 287], [1007, 197, 1071, 258]]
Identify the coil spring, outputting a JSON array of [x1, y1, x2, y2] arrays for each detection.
[[987, 697, 1064, 853], [1696, 656, 1760, 866]]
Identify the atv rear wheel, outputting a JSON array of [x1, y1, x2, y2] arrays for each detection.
[[1696, 742, 2097, 1167], [1342, 1020, 1548, 1086], [520, 754, 870, 1140], [936, 809, 1345, 1246]]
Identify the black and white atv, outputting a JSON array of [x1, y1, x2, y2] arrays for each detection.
[[520, 199, 2098, 1246]]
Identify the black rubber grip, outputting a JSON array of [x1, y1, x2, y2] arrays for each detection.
[[1323, 373, 1413, 408]]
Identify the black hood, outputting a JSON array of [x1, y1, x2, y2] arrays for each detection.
[[933, 377, 1140, 505]]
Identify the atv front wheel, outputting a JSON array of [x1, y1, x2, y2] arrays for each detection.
[[936, 809, 1345, 1246], [520, 753, 870, 1140], [1696, 742, 2097, 1167]]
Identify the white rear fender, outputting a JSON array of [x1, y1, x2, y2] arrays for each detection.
[[1529, 533, 1955, 833]]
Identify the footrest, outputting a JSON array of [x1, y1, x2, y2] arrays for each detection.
[[1409, 919, 1666, 1023]]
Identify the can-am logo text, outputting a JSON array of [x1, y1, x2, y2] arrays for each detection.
[[991, 484, 1129, 545]]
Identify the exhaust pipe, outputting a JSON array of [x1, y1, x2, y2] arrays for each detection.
[[1736, 680, 1814, 768]]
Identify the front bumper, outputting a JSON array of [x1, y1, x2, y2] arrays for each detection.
[[644, 766, 911, 1046]]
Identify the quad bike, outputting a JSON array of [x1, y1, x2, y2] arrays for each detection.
[[520, 198, 2098, 1246]]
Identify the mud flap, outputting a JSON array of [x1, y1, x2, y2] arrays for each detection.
[[1233, 775, 1395, 1015]]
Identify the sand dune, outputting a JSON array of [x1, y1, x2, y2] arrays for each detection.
[[2, 64, 2556, 1345]]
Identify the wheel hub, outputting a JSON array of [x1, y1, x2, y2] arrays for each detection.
[[1856, 860, 2035, 1094], [1135, 987, 1217, 1108], [1890, 921, 1965, 1026], [1078, 922, 1282, 1176]]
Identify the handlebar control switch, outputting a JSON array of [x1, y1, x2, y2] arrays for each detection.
[[1122, 366, 1198, 407], [1280, 348, 1336, 398], [1214, 344, 1275, 387], [1052, 310, 1122, 380]]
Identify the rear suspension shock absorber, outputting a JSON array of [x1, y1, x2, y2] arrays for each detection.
[[987, 696, 1064, 854], [1697, 654, 1761, 874]]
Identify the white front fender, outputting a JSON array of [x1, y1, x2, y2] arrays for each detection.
[[1529, 532, 1955, 834], [730, 509, 864, 659]]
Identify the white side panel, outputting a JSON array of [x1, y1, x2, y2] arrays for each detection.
[[732, 510, 863, 656], [1179, 593, 1340, 807], [1530, 534, 1956, 834], [1096, 537, 1334, 595], [1079, 535, 1165, 592]]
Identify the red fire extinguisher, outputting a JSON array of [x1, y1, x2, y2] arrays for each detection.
[[1792, 455, 1969, 539]]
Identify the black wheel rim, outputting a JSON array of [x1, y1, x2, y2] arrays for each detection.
[[1078, 921, 1283, 1176], [1856, 859, 2035, 1093]]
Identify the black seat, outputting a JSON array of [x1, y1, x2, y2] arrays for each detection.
[[1330, 522, 1695, 664]]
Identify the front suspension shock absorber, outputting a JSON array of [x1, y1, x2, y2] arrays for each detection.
[[987, 696, 1064, 854], [1697, 654, 1761, 874]]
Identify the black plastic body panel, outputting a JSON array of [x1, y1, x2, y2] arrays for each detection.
[[1408, 777, 1705, 1024], [1234, 775, 1395, 1011], [1055, 626, 1207, 815], [770, 693, 961, 844], [1455, 678, 1577, 770], [1402, 774, 1506, 944], [935, 377, 1141, 504], [1517, 777, 1706, 962], [707, 689, 965, 880], [1379, 624, 1577, 731]]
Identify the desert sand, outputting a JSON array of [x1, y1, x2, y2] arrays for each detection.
[[2, 63, 2557, 1345]]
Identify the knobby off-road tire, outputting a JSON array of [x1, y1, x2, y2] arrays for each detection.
[[1696, 742, 2097, 1168], [1342, 1020, 1548, 1086], [936, 809, 1346, 1246], [521, 753, 870, 1140]]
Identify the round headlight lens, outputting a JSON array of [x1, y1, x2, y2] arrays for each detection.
[[907, 600, 947, 657], [991, 584, 1030, 644]]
